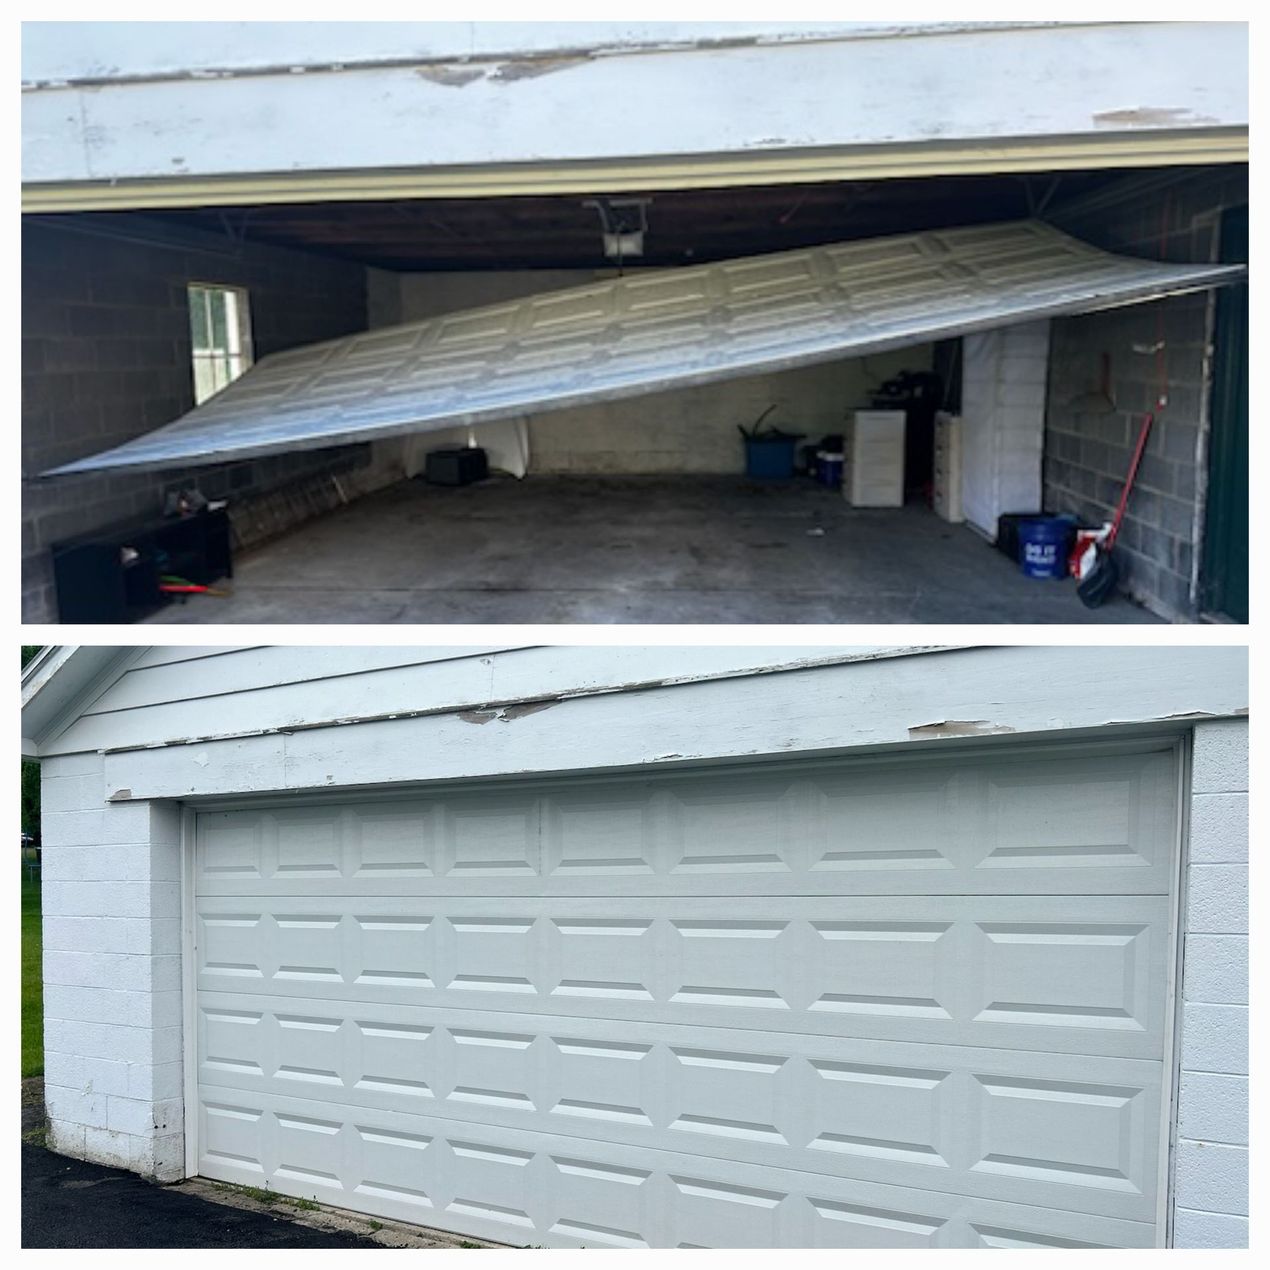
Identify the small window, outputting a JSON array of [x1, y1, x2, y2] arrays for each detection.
[[188, 283, 253, 404]]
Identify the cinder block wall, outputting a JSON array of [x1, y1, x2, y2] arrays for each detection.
[[371, 269, 934, 473], [1041, 166, 1248, 620], [1172, 718, 1249, 1247], [39, 752, 185, 1181], [22, 216, 383, 623]]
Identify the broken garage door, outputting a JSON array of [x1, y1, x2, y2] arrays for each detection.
[[45, 220, 1245, 476]]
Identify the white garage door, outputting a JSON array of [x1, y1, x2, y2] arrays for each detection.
[[191, 739, 1180, 1248]]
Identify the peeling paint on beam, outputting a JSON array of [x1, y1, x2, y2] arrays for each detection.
[[1092, 106, 1221, 128], [20, 23, 1067, 91], [21, 23, 1247, 209], [907, 720, 1018, 739], [94, 647, 962, 756], [93, 646, 1247, 804]]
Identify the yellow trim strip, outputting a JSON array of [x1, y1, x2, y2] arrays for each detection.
[[22, 131, 1247, 213]]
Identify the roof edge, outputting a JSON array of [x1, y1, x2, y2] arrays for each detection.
[[21, 645, 143, 757]]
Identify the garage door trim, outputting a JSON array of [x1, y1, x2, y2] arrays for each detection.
[[21, 130, 1250, 214]]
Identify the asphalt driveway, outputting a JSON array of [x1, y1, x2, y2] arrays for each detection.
[[23, 1142, 381, 1249]]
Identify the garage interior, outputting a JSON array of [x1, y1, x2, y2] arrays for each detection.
[[21, 163, 1248, 625]]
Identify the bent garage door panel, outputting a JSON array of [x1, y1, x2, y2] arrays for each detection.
[[191, 741, 1180, 1248], [50, 220, 1243, 476]]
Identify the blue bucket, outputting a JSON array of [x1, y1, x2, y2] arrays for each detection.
[[1017, 516, 1075, 579]]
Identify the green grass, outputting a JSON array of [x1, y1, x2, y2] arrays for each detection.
[[214, 1182, 319, 1212], [21, 874, 42, 1079]]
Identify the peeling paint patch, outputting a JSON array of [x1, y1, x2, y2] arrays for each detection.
[[499, 701, 555, 722], [1093, 106, 1220, 128], [907, 719, 1017, 739], [460, 701, 556, 724], [490, 56, 589, 82], [414, 64, 484, 88]]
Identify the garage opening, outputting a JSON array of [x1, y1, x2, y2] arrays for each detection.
[[189, 736, 1183, 1248], [21, 164, 1248, 624]]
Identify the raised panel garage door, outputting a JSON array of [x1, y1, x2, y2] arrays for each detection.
[[191, 740, 1181, 1248]]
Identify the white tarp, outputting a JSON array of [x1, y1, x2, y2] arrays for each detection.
[[43, 220, 1245, 477]]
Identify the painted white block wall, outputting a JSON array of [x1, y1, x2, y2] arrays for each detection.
[[1173, 717, 1249, 1249], [959, 321, 1049, 538], [369, 268, 932, 475], [39, 752, 185, 1182]]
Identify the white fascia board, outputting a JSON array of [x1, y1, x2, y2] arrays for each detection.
[[21, 23, 1246, 194], [93, 646, 1248, 803], [19, 22, 1060, 86], [44, 646, 954, 759]]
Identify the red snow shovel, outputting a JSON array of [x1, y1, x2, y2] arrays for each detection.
[[1077, 411, 1155, 609]]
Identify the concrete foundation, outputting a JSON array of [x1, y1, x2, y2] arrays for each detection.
[[143, 475, 1159, 625]]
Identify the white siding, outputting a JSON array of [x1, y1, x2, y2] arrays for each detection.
[[1172, 718, 1249, 1248]]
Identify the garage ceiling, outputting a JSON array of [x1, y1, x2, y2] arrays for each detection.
[[144, 169, 1148, 271], [44, 219, 1246, 478]]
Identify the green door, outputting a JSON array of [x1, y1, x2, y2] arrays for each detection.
[[1201, 205, 1248, 622]]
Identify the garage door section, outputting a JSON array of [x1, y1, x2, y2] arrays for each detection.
[[50, 220, 1243, 475], [192, 740, 1180, 1248]]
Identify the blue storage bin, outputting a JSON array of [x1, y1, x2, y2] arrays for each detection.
[[745, 436, 798, 480]]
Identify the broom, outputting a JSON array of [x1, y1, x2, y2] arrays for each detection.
[[1076, 411, 1155, 609]]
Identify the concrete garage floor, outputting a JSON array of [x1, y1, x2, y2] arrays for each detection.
[[146, 476, 1159, 625]]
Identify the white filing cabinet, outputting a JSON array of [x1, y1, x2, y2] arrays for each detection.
[[843, 409, 906, 507], [933, 411, 964, 522]]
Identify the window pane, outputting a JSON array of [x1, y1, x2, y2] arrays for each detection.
[[193, 358, 216, 404], [209, 291, 229, 351], [224, 289, 241, 357], [189, 287, 209, 350]]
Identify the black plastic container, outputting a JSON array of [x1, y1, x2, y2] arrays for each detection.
[[996, 511, 1045, 561], [423, 447, 488, 486]]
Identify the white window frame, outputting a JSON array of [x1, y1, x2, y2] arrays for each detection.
[[187, 282, 253, 404]]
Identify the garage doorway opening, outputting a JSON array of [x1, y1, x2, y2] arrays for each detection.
[[23, 163, 1247, 623]]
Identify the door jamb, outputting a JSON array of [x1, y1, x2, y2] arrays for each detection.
[[180, 803, 199, 1179], [1156, 731, 1192, 1246]]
